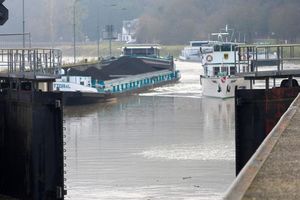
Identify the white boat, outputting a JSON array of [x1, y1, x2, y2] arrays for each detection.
[[200, 41, 250, 98], [179, 41, 213, 62]]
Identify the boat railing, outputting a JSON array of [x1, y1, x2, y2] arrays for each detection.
[[0, 48, 62, 80]]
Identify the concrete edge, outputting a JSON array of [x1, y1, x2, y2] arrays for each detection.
[[223, 93, 300, 200]]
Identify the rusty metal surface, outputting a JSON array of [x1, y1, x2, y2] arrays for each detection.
[[224, 94, 300, 200], [235, 87, 300, 175], [242, 95, 300, 199]]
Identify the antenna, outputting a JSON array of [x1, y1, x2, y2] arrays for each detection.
[[211, 32, 229, 42], [220, 24, 235, 42]]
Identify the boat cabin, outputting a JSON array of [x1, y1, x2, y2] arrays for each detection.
[[181, 47, 201, 57], [122, 45, 161, 57], [203, 42, 248, 77], [212, 43, 238, 52]]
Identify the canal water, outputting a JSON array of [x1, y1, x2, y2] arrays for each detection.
[[64, 61, 236, 200]]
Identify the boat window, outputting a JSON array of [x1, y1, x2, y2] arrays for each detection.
[[188, 49, 200, 55], [213, 67, 220, 76], [221, 67, 228, 73], [80, 81, 84, 85], [217, 67, 228, 76], [123, 47, 158, 57], [214, 45, 220, 52], [191, 43, 201, 47], [221, 44, 231, 52], [11, 82, 17, 90], [232, 45, 237, 51], [230, 67, 236, 75], [190, 41, 209, 47]]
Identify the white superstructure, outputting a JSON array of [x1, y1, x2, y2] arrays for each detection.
[[54, 76, 99, 92], [179, 41, 212, 62], [200, 42, 250, 98]]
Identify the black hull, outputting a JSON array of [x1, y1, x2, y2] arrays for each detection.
[[62, 78, 180, 106], [61, 92, 113, 106]]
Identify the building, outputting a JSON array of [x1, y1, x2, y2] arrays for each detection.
[[119, 19, 139, 43]]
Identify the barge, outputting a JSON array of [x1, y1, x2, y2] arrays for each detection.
[[54, 45, 181, 105]]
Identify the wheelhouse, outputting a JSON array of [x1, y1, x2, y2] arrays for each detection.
[[122, 45, 161, 57], [213, 43, 237, 52]]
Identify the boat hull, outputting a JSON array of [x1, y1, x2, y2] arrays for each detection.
[[200, 76, 249, 98], [61, 91, 113, 106], [54, 71, 180, 105]]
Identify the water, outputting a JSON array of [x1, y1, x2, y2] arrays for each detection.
[[64, 61, 236, 199]]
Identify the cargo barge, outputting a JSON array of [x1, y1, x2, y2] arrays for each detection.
[[54, 45, 181, 105]]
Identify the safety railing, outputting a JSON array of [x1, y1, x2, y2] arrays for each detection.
[[0, 48, 62, 79], [235, 44, 300, 73]]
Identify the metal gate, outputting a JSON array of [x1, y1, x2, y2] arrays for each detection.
[[235, 87, 300, 175], [0, 90, 65, 200]]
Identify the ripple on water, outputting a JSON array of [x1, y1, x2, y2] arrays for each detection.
[[137, 143, 235, 161]]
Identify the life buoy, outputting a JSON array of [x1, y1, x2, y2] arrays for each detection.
[[206, 55, 213, 62]]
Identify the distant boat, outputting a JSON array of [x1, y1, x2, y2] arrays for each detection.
[[179, 41, 213, 62], [200, 26, 250, 98]]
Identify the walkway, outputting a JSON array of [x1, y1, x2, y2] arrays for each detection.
[[224, 94, 300, 199]]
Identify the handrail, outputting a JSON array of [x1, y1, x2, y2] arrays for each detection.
[[235, 44, 300, 73], [0, 48, 62, 78]]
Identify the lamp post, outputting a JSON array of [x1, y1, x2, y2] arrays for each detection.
[[73, 0, 79, 64], [22, 0, 25, 48], [97, 5, 100, 61], [97, 23, 100, 61], [96, 3, 118, 59]]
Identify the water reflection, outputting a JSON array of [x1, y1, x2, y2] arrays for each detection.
[[64, 95, 235, 200]]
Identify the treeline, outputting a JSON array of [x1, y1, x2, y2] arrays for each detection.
[[3, 0, 300, 45], [3, 0, 146, 43], [136, 0, 300, 44], [3, 0, 74, 43]]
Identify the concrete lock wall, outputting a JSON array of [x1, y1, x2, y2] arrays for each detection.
[[0, 90, 65, 200], [235, 87, 300, 175]]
